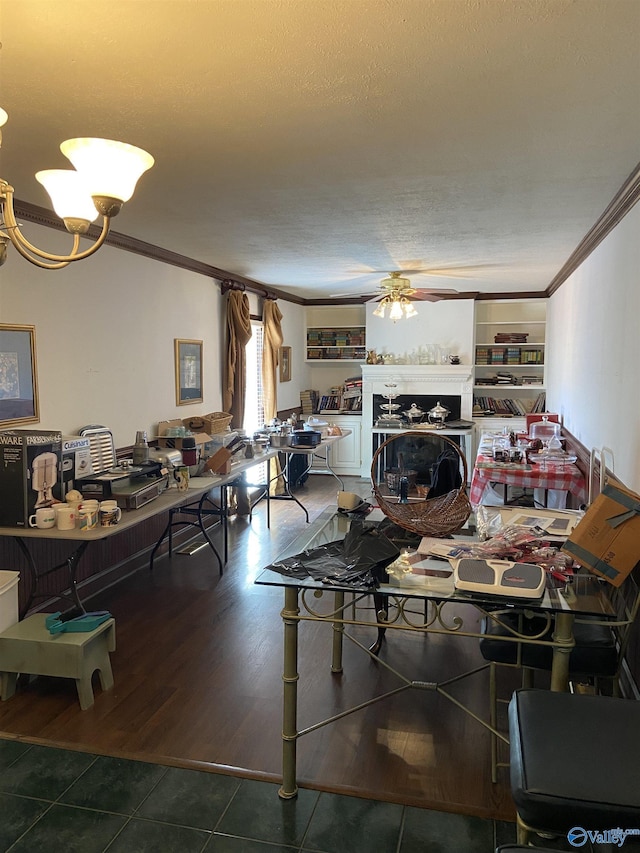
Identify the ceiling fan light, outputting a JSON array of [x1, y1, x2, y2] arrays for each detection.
[[404, 301, 418, 318], [0, 107, 8, 128], [389, 300, 404, 321], [373, 301, 386, 318], [35, 169, 99, 225], [60, 137, 154, 204]]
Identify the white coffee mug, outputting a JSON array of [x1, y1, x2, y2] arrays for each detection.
[[99, 501, 122, 526], [78, 506, 98, 531], [79, 500, 99, 511], [55, 504, 77, 530], [29, 507, 56, 529]]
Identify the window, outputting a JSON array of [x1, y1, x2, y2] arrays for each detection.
[[243, 321, 264, 435]]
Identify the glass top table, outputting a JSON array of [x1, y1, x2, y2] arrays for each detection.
[[256, 508, 616, 800]]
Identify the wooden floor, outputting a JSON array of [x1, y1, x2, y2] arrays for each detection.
[[0, 475, 516, 822]]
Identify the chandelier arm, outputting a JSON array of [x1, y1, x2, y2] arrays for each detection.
[[2, 237, 73, 269], [1, 182, 111, 264]]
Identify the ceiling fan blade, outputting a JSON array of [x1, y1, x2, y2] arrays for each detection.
[[411, 291, 447, 302]]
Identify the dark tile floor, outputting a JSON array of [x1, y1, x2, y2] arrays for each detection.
[[2, 736, 635, 851], [0, 736, 520, 852]]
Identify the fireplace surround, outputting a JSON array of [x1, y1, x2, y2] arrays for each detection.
[[360, 364, 474, 477]]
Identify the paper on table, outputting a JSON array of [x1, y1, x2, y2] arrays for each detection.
[[417, 536, 464, 559]]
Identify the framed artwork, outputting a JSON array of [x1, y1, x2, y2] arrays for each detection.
[[175, 339, 203, 405], [0, 324, 39, 428], [279, 346, 291, 382]]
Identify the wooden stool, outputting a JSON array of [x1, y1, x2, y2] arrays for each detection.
[[0, 614, 115, 710]]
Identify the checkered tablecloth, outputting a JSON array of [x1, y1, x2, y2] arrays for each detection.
[[469, 454, 586, 506]]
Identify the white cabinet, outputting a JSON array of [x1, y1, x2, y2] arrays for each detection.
[[474, 299, 547, 418], [325, 415, 362, 475]]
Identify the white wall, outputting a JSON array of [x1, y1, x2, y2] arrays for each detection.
[[365, 298, 475, 364], [277, 300, 307, 411], [0, 223, 309, 445], [546, 202, 640, 491]]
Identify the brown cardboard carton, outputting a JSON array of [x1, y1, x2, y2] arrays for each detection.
[[561, 481, 640, 586], [155, 420, 211, 449]]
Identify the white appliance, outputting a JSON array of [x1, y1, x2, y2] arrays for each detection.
[[453, 558, 546, 599]]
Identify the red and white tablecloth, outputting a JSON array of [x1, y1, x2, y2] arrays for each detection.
[[469, 454, 586, 506]]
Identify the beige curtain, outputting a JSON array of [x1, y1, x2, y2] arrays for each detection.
[[223, 289, 252, 515], [223, 290, 252, 430], [262, 299, 284, 495], [262, 299, 283, 421]]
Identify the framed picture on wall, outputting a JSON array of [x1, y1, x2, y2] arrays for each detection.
[[279, 346, 291, 382], [175, 339, 203, 405], [0, 324, 39, 427]]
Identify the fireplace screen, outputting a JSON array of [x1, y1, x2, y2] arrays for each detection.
[[372, 394, 462, 426]]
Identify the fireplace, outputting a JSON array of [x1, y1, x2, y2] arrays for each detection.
[[360, 364, 474, 477]]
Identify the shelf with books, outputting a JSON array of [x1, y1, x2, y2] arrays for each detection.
[[306, 325, 366, 362], [474, 299, 546, 407]]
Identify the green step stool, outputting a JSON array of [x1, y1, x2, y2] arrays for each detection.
[[0, 613, 115, 710]]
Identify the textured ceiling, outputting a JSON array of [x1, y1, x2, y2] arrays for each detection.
[[1, 0, 639, 299]]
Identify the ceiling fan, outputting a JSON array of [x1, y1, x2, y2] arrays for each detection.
[[331, 270, 462, 321]]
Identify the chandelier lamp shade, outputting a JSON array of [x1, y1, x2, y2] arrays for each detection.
[[0, 108, 154, 269], [372, 272, 420, 321]]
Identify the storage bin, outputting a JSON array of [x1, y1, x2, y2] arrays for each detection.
[[0, 571, 20, 634]]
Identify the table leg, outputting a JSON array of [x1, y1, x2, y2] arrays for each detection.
[[331, 591, 345, 673], [15, 537, 88, 617], [550, 612, 575, 691], [270, 453, 310, 523], [280, 586, 300, 799]]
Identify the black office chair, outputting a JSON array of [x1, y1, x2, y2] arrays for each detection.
[[508, 688, 640, 845], [479, 570, 640, 781]]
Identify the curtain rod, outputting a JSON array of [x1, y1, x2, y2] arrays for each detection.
[[221, 278, 280, 301]]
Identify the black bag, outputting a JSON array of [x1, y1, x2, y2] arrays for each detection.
[[429, 449, 462, 498], [265, 521, 400, 587]]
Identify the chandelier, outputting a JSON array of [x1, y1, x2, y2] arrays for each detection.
[[0, 107, 154, 269], [372, 272, 419, 321]]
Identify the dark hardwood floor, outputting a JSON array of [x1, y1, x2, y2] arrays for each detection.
[[0, 475, 516, 822]]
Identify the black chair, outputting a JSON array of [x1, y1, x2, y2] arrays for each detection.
[[508, 688, 640, 845], [479, 570, 640, 781]]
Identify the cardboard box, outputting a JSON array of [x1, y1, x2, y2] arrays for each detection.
[[0, 430, 63, 527], [562, 481, 640, 586], [61, 436, 93, 493], [155, 419, 211, 450]]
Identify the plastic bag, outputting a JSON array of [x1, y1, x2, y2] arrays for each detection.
[[266, 521, 400, 587]]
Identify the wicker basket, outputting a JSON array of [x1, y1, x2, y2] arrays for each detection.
[[371, 432, 471, 537], [184, 412, 233, 434]]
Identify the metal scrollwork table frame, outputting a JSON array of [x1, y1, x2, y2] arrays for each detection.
[[255, 508, 616, 800]]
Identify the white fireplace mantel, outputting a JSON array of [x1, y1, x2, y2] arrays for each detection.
[[359, 364, 474, 477]]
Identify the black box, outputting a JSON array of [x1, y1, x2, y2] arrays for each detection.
[[0, 430, 63, 527]]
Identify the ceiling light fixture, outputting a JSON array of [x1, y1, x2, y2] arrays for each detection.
[[0, 108, 154, 269], [372, 272, 419, 321]]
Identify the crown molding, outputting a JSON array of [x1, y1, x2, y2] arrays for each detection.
[[15, 158, 640, 306], [546, 160, 640, 296]]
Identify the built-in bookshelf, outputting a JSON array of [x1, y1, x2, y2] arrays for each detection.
[[306, 326, 366, 361], [473, 299, 547, 416]]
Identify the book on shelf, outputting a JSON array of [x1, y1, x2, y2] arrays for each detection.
[[494, 332, 528, 343], [300, 389, 319, 414]]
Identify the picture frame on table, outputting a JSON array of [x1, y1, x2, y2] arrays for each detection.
[[175, 339, 203, 405], [279, 346, 291, 382], [0, 324, 39, 428]]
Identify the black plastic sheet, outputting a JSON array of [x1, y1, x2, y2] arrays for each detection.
[[265, 521, 401, 587]]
